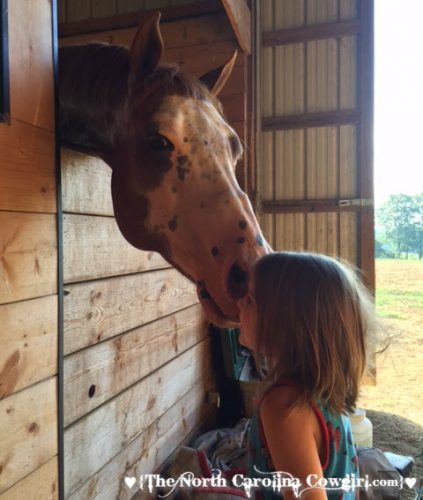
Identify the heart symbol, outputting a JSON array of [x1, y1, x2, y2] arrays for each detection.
[[125, 477, 136, 489], [405, 477, 416, 489]]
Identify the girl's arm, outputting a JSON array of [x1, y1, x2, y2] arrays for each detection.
[[260, 388, 328, 500]]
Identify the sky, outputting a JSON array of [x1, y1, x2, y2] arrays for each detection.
[[374, 0, 423, 207]]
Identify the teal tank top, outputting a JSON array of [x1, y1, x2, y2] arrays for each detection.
[[247, 400, 359, 499]]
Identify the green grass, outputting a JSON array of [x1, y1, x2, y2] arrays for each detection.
[[376, 288, 423, 318]]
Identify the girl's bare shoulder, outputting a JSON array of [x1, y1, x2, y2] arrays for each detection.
[[260, 385, 315, 427]]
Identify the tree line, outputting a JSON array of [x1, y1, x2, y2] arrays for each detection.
[[376, 193, 423, 259]]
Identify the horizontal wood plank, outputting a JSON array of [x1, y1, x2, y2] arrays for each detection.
[[63, 213, 169, 283], [262, 110, 360, 131], [96, 12, 234, 49], [68, 382, 212, 500], [260, 198, 371, 214], [59, 35, 242, 78], [0, 212, 57, 305], [0, 295, 57, 399], [0, 456, 58, 500], [0, 120, 56, 213], [8, 0, 54, 130], [164, 40, 242, 76], [61, 149, 114, 216], [64, 268, 198, 354], [64, 304, 206, 425], [64, 339, 211, 495], [263, 19, 360, 47], [59, 0, 224, 37], [0, 377, 58, 494]]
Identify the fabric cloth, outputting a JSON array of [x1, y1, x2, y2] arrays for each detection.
[[248, 401, 359, 499]]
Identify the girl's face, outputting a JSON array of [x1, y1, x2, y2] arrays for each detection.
[[237, 286, 258, 353]]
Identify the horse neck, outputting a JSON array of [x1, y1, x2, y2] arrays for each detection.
[[59, 43, 129, 161]]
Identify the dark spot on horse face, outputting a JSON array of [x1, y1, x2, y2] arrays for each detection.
[[200, 288, 211, 300], [183, 137, 188, 142], [239, 220, 247, 230], [211, 246, 219, 256], [177, 155, 191, 181], [200, 202, 205, 209], [204, 140, 208, 145], [256, 234, 264, 246], [168, 216, 178, 232], [172, 186, 177, 193], [236, 237, 246, 245]]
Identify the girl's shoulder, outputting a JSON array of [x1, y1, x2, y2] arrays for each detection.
[[260, 384, 314, 424]]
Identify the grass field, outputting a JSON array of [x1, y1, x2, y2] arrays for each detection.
[[357, 258, 423, 496]]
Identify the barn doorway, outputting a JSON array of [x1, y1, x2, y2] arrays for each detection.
[[357, 0, 423, 487]]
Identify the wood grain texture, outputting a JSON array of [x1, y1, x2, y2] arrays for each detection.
[[0, 377, 58, 494], [68, 382, 213, 500], [59, 12, 233, 49], [0, 295, 57, 399], [64, 268, 198, 354], [0, 120, 56, 213], [64, 304, 206, 425], [64, 339, 211, 495], [61, 149, 114, 216], [0, 212, 57, 305], [0, 456, 58, 500], [63, 213, 169, 283], [221, 0, 251, 53], [8, 0, 54, 130]]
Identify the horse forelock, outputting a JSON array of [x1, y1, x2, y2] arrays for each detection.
[[130, 64, 224, 116]]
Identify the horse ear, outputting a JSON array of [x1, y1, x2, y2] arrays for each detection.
[[199, 51, 238, 96], [129, 12, 163, 81]]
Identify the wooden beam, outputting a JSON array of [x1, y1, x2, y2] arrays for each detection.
[[263, 19, 360, 47], [260, 198, 373, 214], [220, 0, 251, 54], [59, 0, 223, 37], [358, 0, 375, 291], [262, 109, 360, 131]]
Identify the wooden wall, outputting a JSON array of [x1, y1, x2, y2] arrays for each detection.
[[257, 0, 375, 287], [0, 0, 58, 498], [58, 6, 248, 499]]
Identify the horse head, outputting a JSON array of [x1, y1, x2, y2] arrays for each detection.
[[59, 12, 271, 326]]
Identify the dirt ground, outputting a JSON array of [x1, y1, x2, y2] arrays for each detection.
[[357, 259, 423, 499]]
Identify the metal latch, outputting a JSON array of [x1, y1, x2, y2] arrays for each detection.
[[338, 198, 373, 207]]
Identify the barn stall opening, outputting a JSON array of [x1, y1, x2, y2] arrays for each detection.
[[0, 0, 375, 499], [59, 1, 257, 499]]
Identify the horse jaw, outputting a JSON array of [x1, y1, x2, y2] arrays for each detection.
[[131, 95, 271, 325]]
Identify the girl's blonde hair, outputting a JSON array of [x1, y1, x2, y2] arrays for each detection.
[[253, 252, 377, 415]]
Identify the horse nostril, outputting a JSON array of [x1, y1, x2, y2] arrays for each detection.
[[227, 262, 249, 300]]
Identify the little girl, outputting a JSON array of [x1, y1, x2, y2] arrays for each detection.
[[238, 252, 377, 500]]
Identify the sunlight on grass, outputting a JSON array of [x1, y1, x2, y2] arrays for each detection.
[[376, 288, 423, 319]]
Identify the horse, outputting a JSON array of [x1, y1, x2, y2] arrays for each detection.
[[59, 12, 270, 326]]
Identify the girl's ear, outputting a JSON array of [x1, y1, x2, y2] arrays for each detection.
[[129, 11, 164, 82], [199, 51, 238, 96]]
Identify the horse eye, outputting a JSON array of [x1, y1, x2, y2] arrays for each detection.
[[147, 134, 174, 151]]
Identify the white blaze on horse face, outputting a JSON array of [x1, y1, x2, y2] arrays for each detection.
[[145, 95, 268, 324]]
